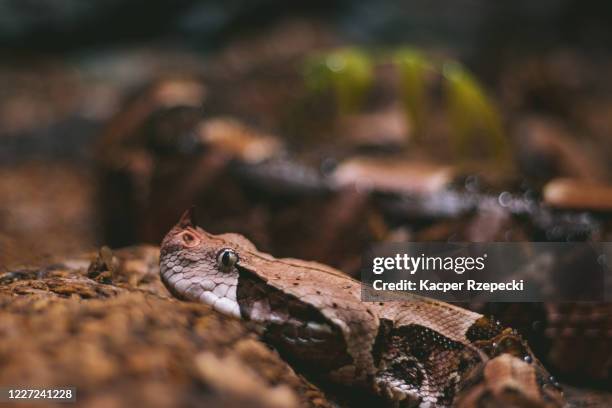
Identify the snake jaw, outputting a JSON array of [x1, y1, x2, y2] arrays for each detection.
[[199, 285, 240, 317], [160, 248, 241, 318]]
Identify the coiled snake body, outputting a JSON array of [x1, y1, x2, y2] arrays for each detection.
[[160, 209, 564, 407]]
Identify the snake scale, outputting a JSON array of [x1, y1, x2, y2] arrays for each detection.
[[160, 209, 565, 407]]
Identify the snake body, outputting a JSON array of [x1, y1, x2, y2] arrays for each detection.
[[160, 209, 564, 407]]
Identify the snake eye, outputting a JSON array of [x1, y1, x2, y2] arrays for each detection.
[[217, 249, 238, 271]]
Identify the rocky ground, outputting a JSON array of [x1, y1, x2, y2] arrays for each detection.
[[0, 246, 610, 407], [0, 246, 331, 408]]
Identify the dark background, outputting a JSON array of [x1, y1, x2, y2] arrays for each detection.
[[1, 0, 611, 263]]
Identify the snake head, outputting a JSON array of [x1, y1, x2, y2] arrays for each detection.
[[159, 208, 242, 318]]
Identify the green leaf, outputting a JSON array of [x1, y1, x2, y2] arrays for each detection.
[[304, 48, 373, 115], [442, 62, 510, 164], [394, 48, 431, 139]]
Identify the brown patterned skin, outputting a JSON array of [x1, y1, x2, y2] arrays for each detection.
[[160, 209, 564, 407], [480, 302, 612, 384], [455, 354, 563, 408]]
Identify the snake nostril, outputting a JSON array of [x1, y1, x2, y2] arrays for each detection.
[[182, 233, 195, 244]]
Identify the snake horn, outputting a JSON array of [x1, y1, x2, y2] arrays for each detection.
[[178, 206, 197, 229]]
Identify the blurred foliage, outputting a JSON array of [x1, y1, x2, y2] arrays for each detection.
[[304, 48, 374, 115], [442, 62, 510, 165], [394, 48, 431, 140], [303, 47, 511, 165]]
